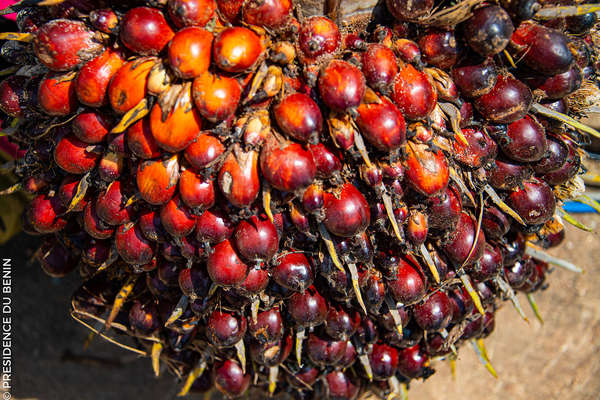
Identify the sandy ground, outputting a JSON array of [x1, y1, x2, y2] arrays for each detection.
[[2, 214, 599, 400]]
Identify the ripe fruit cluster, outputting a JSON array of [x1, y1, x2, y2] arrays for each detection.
[[0, 0, 597, 398]]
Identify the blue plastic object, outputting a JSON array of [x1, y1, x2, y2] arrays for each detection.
[[563, 201, 597, 213]]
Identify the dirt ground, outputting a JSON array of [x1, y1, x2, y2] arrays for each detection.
[[2, 214, 599, 400]]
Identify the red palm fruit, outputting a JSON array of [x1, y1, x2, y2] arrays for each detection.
[[325, 306, 359, 341], [75, 48, 125, 107], [510, 21, 573, 76], [318, 60, 366, 111], [168, 0, 217, 28], [216, 0, 244, 22], [370, 343, 399, 380], [0, 76, 33, 117], [242, 0, 291, 28], [184, 133, 225, 170], [96, 181, 134, 226], [38, 239, 77, 277], [120, 7, 174, 55], [249, 307, 283, 343], [139, 209, 168, 242], [386, 255, 427, 304], [298, 16, 340, 59], [386, 0, 434, 20], [83, 203, 114, 239], [501, 233, 526, 267], [356, 98, 406, 152], [207, 310, 247, 346], [126, 118, 161, 159], [452, 58, 497, 98], [260, 138, 316, 192], [178, 168, 215, 210], [324, 371, 359, 400], [238, 265, 269, 295], [474, 74, 532, 123], [272, 252, 313, 291], [136, 156, 179, 205], [448, 286, 474, 323], [218, 146, 260, 208], [452, 128, 498, 168], [519, 260, 548, 293], [81, 239, 112, 267], [129, 301, 160, 335], [413, 291, 452, 331], [482, 206, 510, 240], [53, 135, 100, 174], [301, 183, 324, 214], [108, 58, 155, 115], [443, 212, 486, 266], [464, 5, 514, 56], [99, 135, 125, 182], [461, 314, 484, 340], [213, 27, 263, 73], [250, 334, 293, 366], [407, 210, 428, 246], [72, 110, 112, 144], [274, 93, 322, 144], [168, 27, 213, 79], [508, 179, 556, 225], [362, 43, 398, 92], [287, 365, 320, 389], [486, 157, 533, 190], [207, 239, 249, 286], [213, 360, 250, 397], [233, 215, 279, 263], [542, 144, 580, 186], [192, 72, 241, 123], [195, 208, 234, 244], [115, 223, 155, 265], [419, 29, 459, 69], [323, 183, 370, 237], [500, 116, 547, 162], [394, 38, 422, 64], [22, 174, 51, 195], [33, 19, 104, 71], [504, 257, 534, 289], [528, 65, 582, 100], [393, 63, 437, 120], [469, 243, 503, 281], [150, 85, 202, 152], [361, 164, 383, 187], [428, 185, 462, 232], [405, 143, 449, 196], [58, 175, 88, 212], [360, 271, 386, 312], [344, 33, 366, 51], [290, 203, 311, 233], [160, 195, 196, 237], [26, 194, 67, 234], [308, 143, 342, 179], [89, 9, 120, 33], [288, 286, 327, 327], [37, 72, 78, 116], [306, 332, 347, 367]]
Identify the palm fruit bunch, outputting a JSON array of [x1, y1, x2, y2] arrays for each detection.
[[1, 0, 599, 397]]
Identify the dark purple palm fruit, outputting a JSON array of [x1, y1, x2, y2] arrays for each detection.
[[442, 212, 486, 267], [412, 291, 453, 332], [287, 285, 328, 365], [508, 179, 556, 226]]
